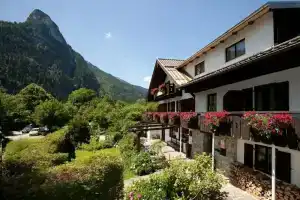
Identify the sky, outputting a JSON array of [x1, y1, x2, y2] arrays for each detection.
[[0, 0, 280, 88]]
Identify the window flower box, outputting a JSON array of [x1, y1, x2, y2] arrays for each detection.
[[150, 88, 158, 96], [180, 112, 198, 129], [153, 112, 161, 123], [158, 83, 166, 93], [142, 112, 153, 122], [168, 112, 180, 126], [204, 111, 230, 135], [160, 112, 168, 124]]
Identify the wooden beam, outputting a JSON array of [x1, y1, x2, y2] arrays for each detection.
[[130, 126, 174, 132]]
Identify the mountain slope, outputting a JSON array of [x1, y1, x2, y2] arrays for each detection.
[[0, 9, 147, 101]]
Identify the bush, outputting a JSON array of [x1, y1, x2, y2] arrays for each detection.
[[131, 152, 154, 176], [118, 133, 138, 160], [3, 129, 74, 173], [41, 152, 124, 200], [126, 153, 226, 200], [78, 136, 114, 151], [67, 117, 90, 146]]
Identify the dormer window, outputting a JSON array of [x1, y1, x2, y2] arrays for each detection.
[[226, 39, 245, 62], [195, 61, 205, 76]]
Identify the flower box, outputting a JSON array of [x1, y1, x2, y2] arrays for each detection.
[[272, 131, 287, 147], [204, 111, 229, 134], [158, 83, 166, 93], [160, 112, 168, 124], [168, 112, 180, 126], [180, 112, 198, 129], [150, 88, 158, 96], [153, 112, 161, 123]]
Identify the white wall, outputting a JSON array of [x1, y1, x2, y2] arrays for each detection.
[[237, 139, 300, 187], [183, 12, 274, 78], [195, 66, 300, 112]]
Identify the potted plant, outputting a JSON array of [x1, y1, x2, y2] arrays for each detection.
[[158, 83, 166, 93], [204, 111, 230, 135], [153, 112, 161, 123], [180, 112, 198, 129], [269, 113, 292, 147], [168, 112, 180, 126], [243, 112, 272, 144], [160, 112, 168, 124], [151, 88, 158, 96]]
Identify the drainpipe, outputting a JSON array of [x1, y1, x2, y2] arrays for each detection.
[[212, 132, 215, 171], [179, 127, 182, 153], [271, 145, 276, 200]]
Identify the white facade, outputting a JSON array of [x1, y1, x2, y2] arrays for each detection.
[[237, 139, 300, 187], [195, 66, 300, 112], [183, 12, 274, 78]]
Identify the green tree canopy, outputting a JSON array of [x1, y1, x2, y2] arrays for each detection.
[[33, 99, 70, 129], [68, 88, 96, 107], [18, 83, 53, 112]]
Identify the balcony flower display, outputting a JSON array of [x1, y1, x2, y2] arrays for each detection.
[[204, 111, 230, 135], [142, 112, 153, 122], [272, 113, 293, 129], [150, 88, 158, 96], [153, 112, 161, 123], [168, 112, 180, 126], [160, 112, 168, 124], [180, 112, 198, 129], [158, 83, 166, 93]]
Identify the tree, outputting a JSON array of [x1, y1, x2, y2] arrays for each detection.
[[68, 88, 96, 107], [18, 83, 53, 112], [33, 99, 70, 129], [67, 117, 90, 145]]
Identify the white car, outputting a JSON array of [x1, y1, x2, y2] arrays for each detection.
[[29, 128, 40, 136]]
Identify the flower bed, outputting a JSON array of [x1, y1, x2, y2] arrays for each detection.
[[159, 112, 168, 124], [168, 112, 180, 126], [204, 111, 230, 135], [243, 112, 296, 148], [180, 112, 198, 129]]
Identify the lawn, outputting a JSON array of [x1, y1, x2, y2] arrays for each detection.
[[75, 148, 135, 180]]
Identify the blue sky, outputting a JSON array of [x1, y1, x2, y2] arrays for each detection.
[[1, 0, 277, 88]]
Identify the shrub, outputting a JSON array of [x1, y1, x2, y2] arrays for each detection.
[[67, 116, 91, 146], [126, 153, 226, 200], [118, 133, 138, 159], [42, 152, 124, 200], [78, 136, 114, 151], [131, 152, 154, 175]]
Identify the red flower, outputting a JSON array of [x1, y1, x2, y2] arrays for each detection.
[[204, 111, 229, 128], [158, 83, 166, 91], [180, 112, 197, 122], [150, 88, 158, 95]]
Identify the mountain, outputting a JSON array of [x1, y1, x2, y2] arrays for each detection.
[[0, 9, 147, 101]]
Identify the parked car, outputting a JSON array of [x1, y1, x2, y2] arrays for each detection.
[[29, 128, 40, 136], [22, 124, 34, 133], [39, 126, 50, 135]]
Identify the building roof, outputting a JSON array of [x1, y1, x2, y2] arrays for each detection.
[[180, 35, 300, 88], [176, 1, 300, 69], [157, 58, 191, 86], [157, 58, 185, 67]]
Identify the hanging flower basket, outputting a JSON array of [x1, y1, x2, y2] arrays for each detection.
[[204, 111, 230, 135], [180, 112, 198, 129], [158, 83, 166, 93], [160, 112, 168, 124], [151, 88, 158, 96], [168, 112, 180, 126]]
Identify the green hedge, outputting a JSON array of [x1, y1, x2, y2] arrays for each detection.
[[41, 152, 124, 200]]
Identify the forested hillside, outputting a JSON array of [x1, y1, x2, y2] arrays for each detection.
[[0, 9, 147, 101]]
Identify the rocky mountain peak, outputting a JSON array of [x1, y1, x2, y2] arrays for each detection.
[[26, 9, 66, 44]]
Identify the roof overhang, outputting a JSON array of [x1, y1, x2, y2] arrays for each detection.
[[181, 36, 300, 93]]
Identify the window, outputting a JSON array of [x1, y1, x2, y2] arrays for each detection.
[[254, 145, 291, 183], [225, 39, 245, 62], [207, 93, 217, 112], [255, 82, 289, 111], [255, 145, 272, 174], [244, 143, 253, 168], [195, 61, 205, 76]]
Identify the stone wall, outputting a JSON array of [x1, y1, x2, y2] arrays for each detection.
[[230, 162, 300, 200], [214, 135, 237, 177]]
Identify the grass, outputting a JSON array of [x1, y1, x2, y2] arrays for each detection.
[[75, 148, 136, 180]]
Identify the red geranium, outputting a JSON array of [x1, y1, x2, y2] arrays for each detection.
[[160, 112, 168, 124], [168, 112, 180, 125], [180, 112, 198, 129], [150, 88, 158, 95], [272, 113, 292, 128], [180, 112, 197, 122], [158, 83, 166, 91], [204, 111, 229, 127]]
